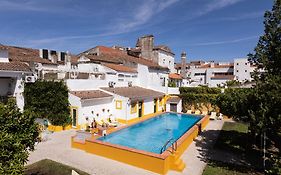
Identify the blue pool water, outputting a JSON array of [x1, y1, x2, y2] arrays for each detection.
[[98, 113, 201, 154]]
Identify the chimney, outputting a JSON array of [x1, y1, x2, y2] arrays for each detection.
[[181, 52, 187, 79], [136, 35, 154, 60]]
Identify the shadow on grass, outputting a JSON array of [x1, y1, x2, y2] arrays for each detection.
[[195, 122, 263, 174]]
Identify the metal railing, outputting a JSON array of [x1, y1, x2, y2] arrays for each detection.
[[160, 138, 178, 154]]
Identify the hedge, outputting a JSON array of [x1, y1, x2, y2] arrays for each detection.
[[179, 87, 221, 94]]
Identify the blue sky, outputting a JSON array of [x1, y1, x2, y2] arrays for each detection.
[[0, 0, 273, 62]]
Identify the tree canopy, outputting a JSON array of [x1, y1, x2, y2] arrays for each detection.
[[0, 99, 39, 174], [24, 80, 71, 126]]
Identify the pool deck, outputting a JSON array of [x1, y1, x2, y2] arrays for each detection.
[[27, 119, 224, 175]]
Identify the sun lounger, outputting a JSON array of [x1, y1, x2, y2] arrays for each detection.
[[186, 110, 192, 114], [195, 110, 201, 114], [210, 112, 216, 120]]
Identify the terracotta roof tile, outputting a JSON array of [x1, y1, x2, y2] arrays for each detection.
[[169, 73, 182, 79], [101, 86, 165, 102], [70, 90, 112, 100], [211, 75, 235, 80], [103, 63, 137, 73], [167, 96, 181, 103], [0, 62, 31, 72], [80, 46, 169, 71], [4, 45, 56, 65]]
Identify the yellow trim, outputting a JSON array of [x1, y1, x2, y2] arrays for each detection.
[[156, 98, 159, 112], [48, 125, 63, 132], [131, 102, 137, 114], [115, 100, 122, 110]]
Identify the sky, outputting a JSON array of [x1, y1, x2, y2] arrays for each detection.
[[0, 0, 273, 62]]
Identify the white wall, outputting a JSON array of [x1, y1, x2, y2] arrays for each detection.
[[143, 99, 154, 116], [157, 51, 175, 73], [0, 50, 9, 62], [81, 97, 114, 123], [234, 58, 255, 82]]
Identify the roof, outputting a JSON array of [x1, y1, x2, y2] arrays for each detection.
[[198, 63, 234, 69], [211, 75, 235, 80], [101, 86, 165, 102], [79, 46, 169, 71], [169, 73, 182, 80], [0, 44, 8, 50], [0, 62, 31, 72], [4, 45, 56, 65], [153, 45, 174, 55], [167, 96, 181, 103], [103, 63, 137, 73], [70, 90, 112, 100]]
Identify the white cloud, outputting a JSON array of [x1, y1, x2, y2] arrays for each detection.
[[191, 35, 259, 46], [197, 0, 245, 16], [26, 0, 181, 47]]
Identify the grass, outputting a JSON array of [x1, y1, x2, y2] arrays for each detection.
[[202, 121, 263, 175], [203, 160, 263, 175], [24, 159, 89, 175]]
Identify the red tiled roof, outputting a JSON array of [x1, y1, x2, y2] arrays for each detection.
[[70, 90, 112, 100], [153, 45, 174, 55], [103, 63, 137, 73], [169, 73, 182, 79], [4, 45, 56, 65], [0, 62, 31, 72], [79, 46, 169, 71], [211, 75, 235, 80], [101, 86, 165, 102], [167, 96, 181, 103], [198, 63, 234, 69]]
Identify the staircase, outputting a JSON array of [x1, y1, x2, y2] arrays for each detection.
[[170, 151, 186, 172]]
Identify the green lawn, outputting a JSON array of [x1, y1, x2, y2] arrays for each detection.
[[203, 160, 263, 175], [25, 159, 89, 175], [203, 121, 263, 175]]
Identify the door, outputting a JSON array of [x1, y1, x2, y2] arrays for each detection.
[[154, 99, 157, 113], [72, 108, 77, 127], [138, 101, 143, 118], [170, 103, 177, 112]]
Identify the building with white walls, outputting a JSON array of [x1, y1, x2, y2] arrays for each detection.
[[0, 45, 32, 110], [234, 58, 256, 82]]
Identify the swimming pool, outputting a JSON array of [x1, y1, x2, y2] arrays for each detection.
[[98, 112, 201, 154], [72, 112, 209, 174]]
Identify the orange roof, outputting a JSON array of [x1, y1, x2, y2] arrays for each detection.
[[79, 46, 169, 71], [211, 75, 235, 80], [169, 73, 182, 79], [4, 45, 56, 65], [198, 63, 234, 69], [103, 63, 137, 73], [0, 62, 31, 72], [70, 90, 112, 100]]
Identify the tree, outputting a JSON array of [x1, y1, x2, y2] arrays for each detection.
[[247, 0, 281, 173], [24, 80, 71, 126], [0, 99, 39, 174]]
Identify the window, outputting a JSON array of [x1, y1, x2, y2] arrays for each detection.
[[194, 73, 206, 76], [237, 70, 239, 72], [118, 79, 124, 82], [42, 49, 48, 59], [115, 100, 122, 110], [236, 63, 239, 65], [118, 74, 124, 77], [245, 70, 247, 72], [245, 63, 247, 65]]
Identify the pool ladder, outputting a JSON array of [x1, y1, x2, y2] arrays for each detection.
[[160, 138, 178, 154]]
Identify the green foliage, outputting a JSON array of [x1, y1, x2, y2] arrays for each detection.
[[225, 80, 241, 87], [0, 101, 39, 175], [216, 88, 254, 121], [179, 87, 221, 94], [25, 159, 90, 175], [24, 80, 71, 126], [168, 80, 176, 87]]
